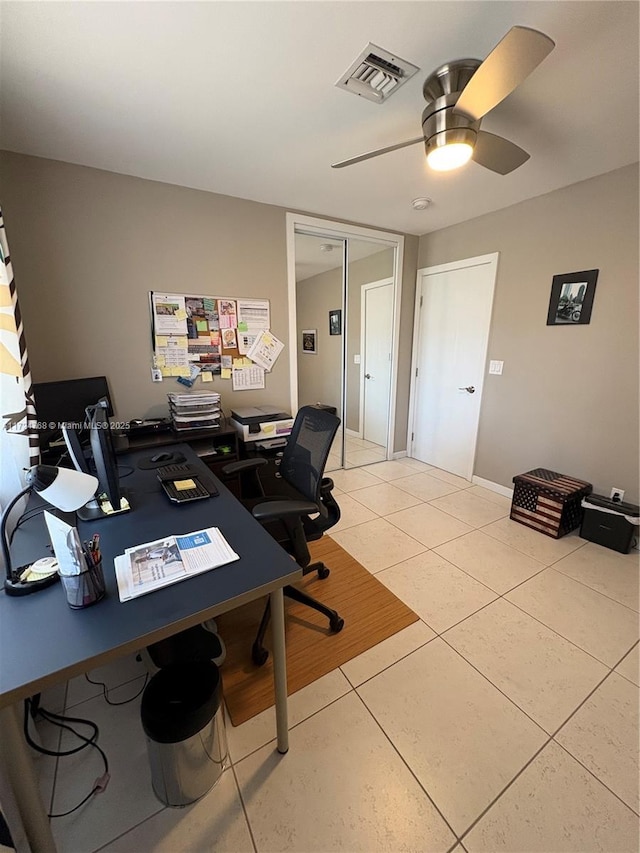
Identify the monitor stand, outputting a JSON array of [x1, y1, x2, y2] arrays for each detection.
[[77, 489, 131, 521]]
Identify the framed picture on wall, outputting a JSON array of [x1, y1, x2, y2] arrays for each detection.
[[329, 309, 342, 336], [546, 269, 599, 326], [302, 329, 317, 354]]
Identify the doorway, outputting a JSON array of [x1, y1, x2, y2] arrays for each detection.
[[360, 278, 394, 453], [409, 253, 498, 480], [287, 214, 404, 471]]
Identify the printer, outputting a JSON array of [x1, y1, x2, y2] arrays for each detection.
[[230, 406, 294, 444]]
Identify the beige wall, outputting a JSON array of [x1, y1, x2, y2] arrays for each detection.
[[345, 248, 395, 433], [296, 266, 342, 413], [394, 234, 419, 453], [0, 152, 417, 453], [417, 163, 639, 503], [0, 152, 297, 421]]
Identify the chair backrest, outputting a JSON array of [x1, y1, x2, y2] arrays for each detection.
[[279, 406, 340, 504]]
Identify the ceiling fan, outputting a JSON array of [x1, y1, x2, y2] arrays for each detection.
[[332, 26, 555, 175]]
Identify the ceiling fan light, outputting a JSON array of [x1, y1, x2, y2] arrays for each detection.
[[427, 142, 474, 171]]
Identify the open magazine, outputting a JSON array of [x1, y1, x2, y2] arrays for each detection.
[[114, 527, 239, 602]]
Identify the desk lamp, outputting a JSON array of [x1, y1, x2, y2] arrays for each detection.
[[2, 465, 99, 597]]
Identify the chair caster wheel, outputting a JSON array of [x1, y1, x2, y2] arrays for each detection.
[[318, 566, 330, 580], [252, 645, 269, 667], [329, 615, 344, 633]]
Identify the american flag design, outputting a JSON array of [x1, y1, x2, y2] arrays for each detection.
[[511, 469, 592, 538]]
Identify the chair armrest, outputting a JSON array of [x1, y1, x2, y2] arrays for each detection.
[[252, 499, 318, 523], [221, 457, 268, 476], [320, 477, 335, 494]]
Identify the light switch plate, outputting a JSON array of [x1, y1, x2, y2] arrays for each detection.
[[354, 354, 361, 364], [489, 360, 504, 375]]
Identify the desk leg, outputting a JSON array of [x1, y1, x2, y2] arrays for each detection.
[[270, 588, 289, 754], [0, 703, 56, 853]]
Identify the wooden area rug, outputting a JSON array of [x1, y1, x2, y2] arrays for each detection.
[[217, 537, 419, 726]]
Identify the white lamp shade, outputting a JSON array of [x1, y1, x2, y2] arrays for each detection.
[[35, 467, 98, 512]]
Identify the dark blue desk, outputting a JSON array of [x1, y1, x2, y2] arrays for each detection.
[[0, 445, 301, 852]]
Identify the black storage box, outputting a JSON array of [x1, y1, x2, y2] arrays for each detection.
[[580, 494, 639, 554]]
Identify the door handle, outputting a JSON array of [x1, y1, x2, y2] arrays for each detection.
[[365, 373, 372, 379], [458, 386, 475, 393]]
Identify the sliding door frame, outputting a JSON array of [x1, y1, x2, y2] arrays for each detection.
[[286, 212, 404, 461]]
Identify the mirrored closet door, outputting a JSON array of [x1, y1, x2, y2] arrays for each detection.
[[292, 221, 401, 472]]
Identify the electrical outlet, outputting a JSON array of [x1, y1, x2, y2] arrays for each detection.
[[610, 487, 625, 503]]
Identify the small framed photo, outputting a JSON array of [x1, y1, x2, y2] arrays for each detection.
[[329, 309, 342, 336], [546, 269, 599, 326], [302, 329, 317, 354]]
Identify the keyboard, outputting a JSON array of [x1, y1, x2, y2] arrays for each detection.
[[156, 463, 219, 503]]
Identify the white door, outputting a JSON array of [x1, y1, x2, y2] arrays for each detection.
[[362, 280, 394, 447], [410, 254, 498, 479]]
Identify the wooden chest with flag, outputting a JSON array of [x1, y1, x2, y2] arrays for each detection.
[[510, 468, 593, 539]]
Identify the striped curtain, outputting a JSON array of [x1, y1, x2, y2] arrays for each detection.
[[0, 207, 39, 526]]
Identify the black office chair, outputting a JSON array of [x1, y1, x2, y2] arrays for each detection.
[[223, 405, 344, 666]]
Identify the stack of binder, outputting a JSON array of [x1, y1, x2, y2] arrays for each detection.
[[168, 392, 221, 432]]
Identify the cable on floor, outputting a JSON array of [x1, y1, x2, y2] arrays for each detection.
[[84, 672, 149, 705], [24, 699, 110, 818]]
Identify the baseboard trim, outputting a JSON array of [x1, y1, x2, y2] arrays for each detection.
[[472, 475, 513, 499], [345, 428, 362, 439], [392, 450, 407, 460]]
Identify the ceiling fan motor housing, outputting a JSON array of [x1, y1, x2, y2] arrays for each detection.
[[421, 59, 482, 154]]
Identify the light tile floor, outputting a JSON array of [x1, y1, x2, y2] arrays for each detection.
[[34, 462, 639, 852], [326, 433, 386, 472]]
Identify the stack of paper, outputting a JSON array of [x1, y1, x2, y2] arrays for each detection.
[[168, 391, 221, 432], [114, 527, 239, 602]]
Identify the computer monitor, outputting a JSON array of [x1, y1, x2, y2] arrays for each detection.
[[67, 399, 130, 521], [33, 376, 113, 453]]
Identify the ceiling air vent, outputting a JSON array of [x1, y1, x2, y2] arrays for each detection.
[[336, 43, 419, 103]]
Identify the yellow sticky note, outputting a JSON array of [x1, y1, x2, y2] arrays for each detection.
[[232, 358, 243, 368], [160, 366, 172, 377], [242, 357, 253, 367], [175, 336, 188, 348], [174, 366, 191, 377], [155, 355, 166, 367], [221, 368, 232, 379], [155, 336, 168, 347], [174, 479, 196, 491], [201, 372, 212, 383], [175, 309, 187, 320]]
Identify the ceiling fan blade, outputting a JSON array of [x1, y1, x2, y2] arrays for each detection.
[[472, 130, 530, 174], [331, 136, 424, 168], [454, 26, 555, 121]]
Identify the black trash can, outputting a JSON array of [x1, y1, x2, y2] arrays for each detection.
[[141, 661, 228, 807], [580, 494, 640, 553]]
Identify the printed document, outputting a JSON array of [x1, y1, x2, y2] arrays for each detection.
[[114, 527, 239, 602], [246, 329, 284, 372]]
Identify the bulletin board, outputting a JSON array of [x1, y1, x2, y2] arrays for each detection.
[[149, 291, 284, 391]]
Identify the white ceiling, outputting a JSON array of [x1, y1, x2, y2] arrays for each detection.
[[295, 234, 390, 281], [1, 2, 638, 236]]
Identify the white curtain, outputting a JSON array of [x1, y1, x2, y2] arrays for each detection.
[[0, 207, 39, 547]]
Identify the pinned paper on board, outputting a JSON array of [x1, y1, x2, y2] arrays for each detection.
[[232, 366, 265, 391], [150, 292, 272, 388], [246, 330, 284, 372]]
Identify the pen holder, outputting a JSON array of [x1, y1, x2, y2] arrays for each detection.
[[61, 559, 105, 609]]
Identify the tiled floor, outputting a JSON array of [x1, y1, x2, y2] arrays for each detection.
[[34, 460, 639, 852], [326, 432, 386, 472]]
